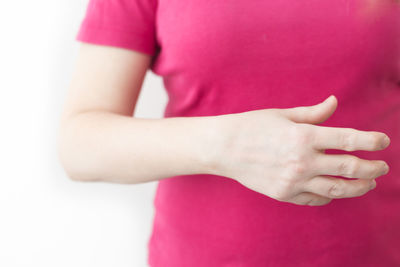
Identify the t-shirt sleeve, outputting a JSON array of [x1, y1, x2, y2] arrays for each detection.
[[75, 0, 159, 56]]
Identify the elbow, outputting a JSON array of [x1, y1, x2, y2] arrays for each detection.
[[57, 139, 87, 182], [57, 143, 100, 182], [56, 123, 99, 183]]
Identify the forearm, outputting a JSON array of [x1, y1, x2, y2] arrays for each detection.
[[57, 111, 224, 184]]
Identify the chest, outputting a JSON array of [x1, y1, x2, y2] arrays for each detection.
[[154, 0, 400, 80]]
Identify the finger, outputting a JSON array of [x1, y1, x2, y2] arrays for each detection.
[[310, 125, 390, 151], [278, 95, 338, 125], [302, 175, 376, 199], [311, 153, 389, 179], [285, 191, 333, 206]]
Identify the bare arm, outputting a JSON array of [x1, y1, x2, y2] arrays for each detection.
[[57, 43, 223, 184], [57, 43, 390, 207]]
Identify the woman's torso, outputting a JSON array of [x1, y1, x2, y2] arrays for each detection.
[[148, 1, 400, 266]]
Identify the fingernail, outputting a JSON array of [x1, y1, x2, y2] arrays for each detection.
[[382, 135, 390, 148], [383, 163, 389, 175]]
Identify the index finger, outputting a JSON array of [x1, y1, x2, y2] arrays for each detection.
[[310, 125, 390, 151]]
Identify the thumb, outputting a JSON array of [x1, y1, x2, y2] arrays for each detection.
[[279, 95, 338, 124]]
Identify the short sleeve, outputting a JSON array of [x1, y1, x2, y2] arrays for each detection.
[[76, 0, 159, 56]]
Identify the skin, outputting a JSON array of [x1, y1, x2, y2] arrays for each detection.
[[211, 96, 390, 206], [57, 43, 219, 183], [57, 43, 390, 207]]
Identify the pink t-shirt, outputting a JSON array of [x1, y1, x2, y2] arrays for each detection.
[[76, 0, 400, 266]]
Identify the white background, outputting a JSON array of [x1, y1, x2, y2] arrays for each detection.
[[0, 1, 166, 266]]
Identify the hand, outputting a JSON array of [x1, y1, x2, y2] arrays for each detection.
[[214, 95, 391, 206]]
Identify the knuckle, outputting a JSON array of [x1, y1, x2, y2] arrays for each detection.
[[337, 161, 348, 175], [348, 159, 361, 177], [284, 155, 309, 179], [340, 132, 355, 151], [339, 157, 360, 177], [273, 192, 288, 201], [329, 181, 345, 197], [291, 124, 312, 146], [273, 180, 294, 201], [288, 161, 307, 176]]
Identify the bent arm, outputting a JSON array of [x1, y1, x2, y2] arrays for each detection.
[[56, 43, 223, 184]]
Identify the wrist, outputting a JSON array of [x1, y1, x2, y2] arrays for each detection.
[[197, 114, 233, 177]]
